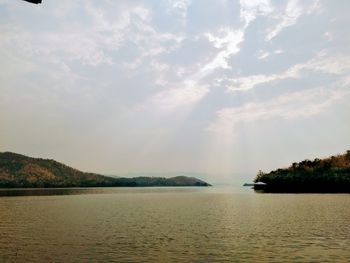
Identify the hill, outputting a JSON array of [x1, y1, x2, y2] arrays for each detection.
[[254, 150, 350, 192], [0, 152, 211, 188]]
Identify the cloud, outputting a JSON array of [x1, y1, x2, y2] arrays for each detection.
[[146, 25, 244, 114], [148, 0, 320, 115], [203, 28, 244, 71], [166, 0, 191, 24], [198, 0, 274, 79], [0, 4, 125, 67], [274, 49, 284, 54], [120, 7, 184, 70], [240, 0, 274, 26], [1, 0, 349, 179], [265, 0, 303, 41], [257, 50, 270, 60], [265, 0, 321, 41], [227, 51, 350, 91], [122, 30, 184, 70], [1, 1, 184, 70], [208, 85, 350, 136], [324, 32, 333, 42], [256, 49, 284, 60], [143, 82, 209, 113]]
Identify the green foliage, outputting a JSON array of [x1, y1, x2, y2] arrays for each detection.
[[254, 151, 350, 192]]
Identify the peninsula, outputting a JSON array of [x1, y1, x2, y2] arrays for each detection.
[[0, 152, 211, 188], [254, 150, 350, 193]]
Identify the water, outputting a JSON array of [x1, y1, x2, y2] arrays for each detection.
[[0, 187, 349, 262]]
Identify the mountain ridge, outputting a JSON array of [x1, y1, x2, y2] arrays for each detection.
[[0, 152, 211, 188]]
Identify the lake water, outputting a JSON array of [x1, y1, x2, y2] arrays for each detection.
[[0, 187, 349, 262]]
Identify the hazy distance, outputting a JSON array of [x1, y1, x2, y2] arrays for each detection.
[[1, 0, 350, 184]]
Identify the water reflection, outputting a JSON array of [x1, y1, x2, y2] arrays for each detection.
[[0, 188, 108, 196], [0, 187, 349, 262], [0, 187, 210, 197]]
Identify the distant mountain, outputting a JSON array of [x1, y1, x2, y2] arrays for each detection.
[[0, 152, 211, 188], [254, 150, 350, 193]]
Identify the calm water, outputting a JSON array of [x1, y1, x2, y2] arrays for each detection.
[[0, 187, 349, 263]]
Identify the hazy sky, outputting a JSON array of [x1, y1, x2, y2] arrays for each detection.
[[1, 0, 350, 183]]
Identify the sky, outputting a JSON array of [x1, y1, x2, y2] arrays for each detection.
[[1, 0, 350, 184]]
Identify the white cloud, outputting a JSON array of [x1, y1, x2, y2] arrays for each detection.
[[257, 50, 270, 60], [203, 28, 245, 72], [166, 0, 191, 23], [199, 0, 274, 78], [205, 27, 241, 49], [302, 52, 350, 75], [227, 51, 350, 91], [123, 31, 183, 70], [121, 8, 184, 70], [324, 32, 333, 42], [1, 2, 184, 70], [256, 49, 284, 60], [265, 0, 321, 41], [144, 83, 209, 113], [266, 0, 302, 41], [208, 86, 350, 136], [240, 0, 274, 26], [228, 74, 279, 91], [44, 32, 114, 66], [0, 3, 127, 67], [147, 21, 244, 114], [274, 49, 284, 54]]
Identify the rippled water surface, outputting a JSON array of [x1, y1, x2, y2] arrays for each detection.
[[0, 187, 349, 262]]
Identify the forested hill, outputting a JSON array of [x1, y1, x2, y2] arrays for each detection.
[[0, 152, 211, 188], [254, 150, 350, 192]]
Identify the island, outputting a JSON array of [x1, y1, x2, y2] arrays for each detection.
[[0, 152, 211, 188], [253, 150, 350, 193]]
